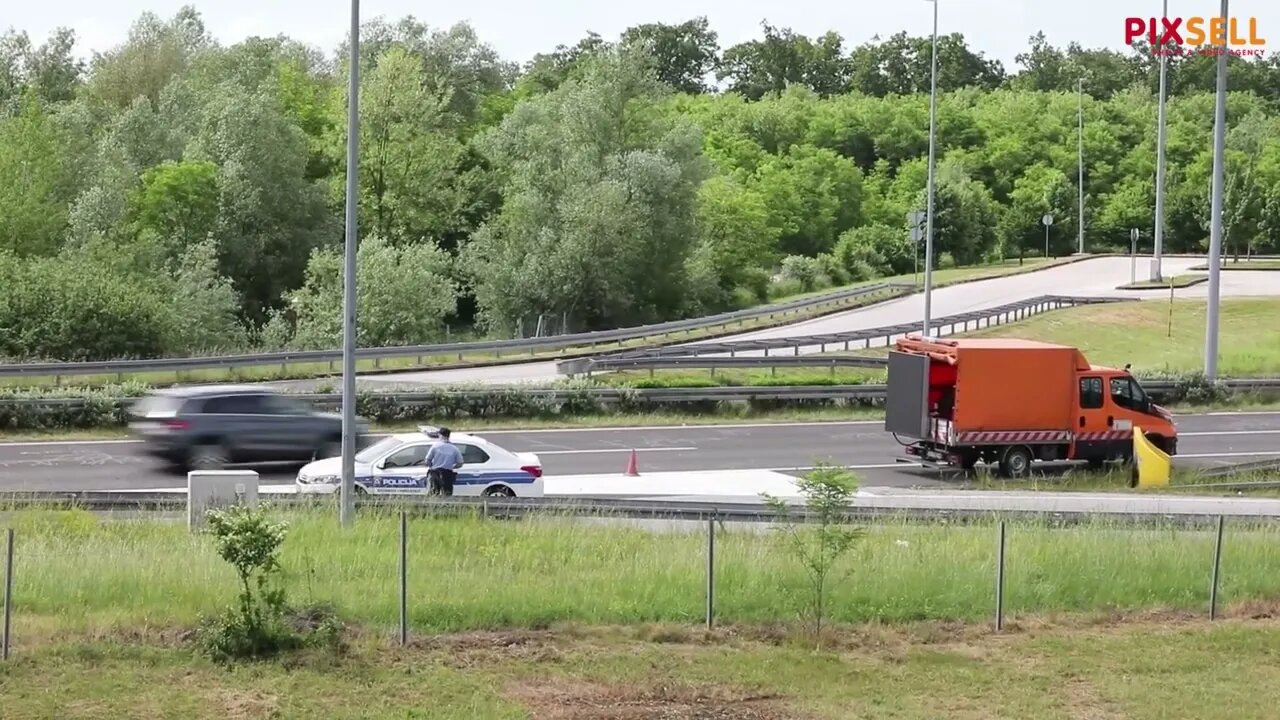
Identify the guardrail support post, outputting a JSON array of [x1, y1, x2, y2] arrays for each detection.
[[3, 527, 12, 660], [1210, 515, 1225, 620], [995, 520, 1006, 632], [706, 514, 716, 631]]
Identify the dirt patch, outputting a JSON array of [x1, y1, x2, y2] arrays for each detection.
[[508, 678, 802, 720], [415, 629, 569, 669], [1060, 676, 1123, 720], [216, 689, 281, 720]]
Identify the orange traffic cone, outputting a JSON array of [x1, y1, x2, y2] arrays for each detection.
[[624, 449, 640, 476]]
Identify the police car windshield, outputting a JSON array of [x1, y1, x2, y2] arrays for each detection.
[[354, 436, 403, 464]]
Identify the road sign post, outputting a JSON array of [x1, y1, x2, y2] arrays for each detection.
[[1130, 228, 1139, 285], [908, 210, 926, 286], [1041, 214, 1054, 259]]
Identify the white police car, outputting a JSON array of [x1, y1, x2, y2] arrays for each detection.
[[295, 426, 544, 497]]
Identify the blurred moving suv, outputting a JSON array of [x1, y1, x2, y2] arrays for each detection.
[[296, 426, 544, 498], [128, 385, 366, 472]]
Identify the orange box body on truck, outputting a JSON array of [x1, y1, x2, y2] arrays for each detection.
[[884, 337, 1178, 478]]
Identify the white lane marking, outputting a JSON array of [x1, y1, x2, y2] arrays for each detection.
[[531, 446, 697, 455], [1180, 430, 1280, 436], [0, 439, 143, 447], [1177, 451, 1280, 459], [766, 463, 915, 471]]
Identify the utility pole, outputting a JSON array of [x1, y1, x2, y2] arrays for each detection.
[[1077, 78, 1085, 255], [1204, 0, 1228, 381], [922, 0, 939, 337], [340, 0, 360, 527], [1152, 0, 1169, 281]]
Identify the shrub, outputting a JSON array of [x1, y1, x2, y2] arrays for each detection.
[[779, 255, 824, 292], [197, 505, 344, 662]]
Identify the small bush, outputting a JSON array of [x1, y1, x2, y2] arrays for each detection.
[[197, 505, 343, 662]]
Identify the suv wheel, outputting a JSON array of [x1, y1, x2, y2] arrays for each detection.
[[190, 443, 229, 471]]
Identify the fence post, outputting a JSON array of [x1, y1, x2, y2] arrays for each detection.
[[3, 527, 13, 660], [1210, 515, 1225, 620], [995, 520, 1006, 632], [705, 515, 716, 631], [399, 511, 408, 646]]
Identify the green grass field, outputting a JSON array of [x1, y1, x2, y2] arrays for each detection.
[[6, 509, 1278, 636], [5, 505, 1280, 718], [963, 297, 1280, 377], [591, 297, 1280, 388], [1190, 259, 1280, 271], [1117, 273, 1206, 290], [5, 618, 1280, 719]]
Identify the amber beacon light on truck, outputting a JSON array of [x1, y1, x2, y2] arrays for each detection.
[[884, 336, 1178, 478]]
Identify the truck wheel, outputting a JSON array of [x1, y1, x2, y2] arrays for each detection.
[[998, 446, 1034, 479]]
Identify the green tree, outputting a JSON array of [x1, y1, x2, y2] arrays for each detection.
[[284, 234, 457, 349], [336, 45, 478, 247], [620, 17, 720, 94], [189, 83, 334, 324], [88, 6, 210, 109], [719, 23, 849, 100], [753, 145, 864, 257], [689, 175, 778, 295], [130, 160, 220, 254], [463, 47, 707, 334], [764, 464, 863, 650], [163, 239, 247, 353], [0, 97, 72, 256]]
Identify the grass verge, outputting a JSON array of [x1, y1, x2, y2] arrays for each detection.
[[1116, 273, 1206, 290], [6, 616, 1280, 719], [6, 509, 1280, 635], [958, 297, 1280, 376], [1190, 260, 1280, 271]]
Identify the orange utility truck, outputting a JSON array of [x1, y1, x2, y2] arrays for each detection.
[[884, 337, 1178, 478]]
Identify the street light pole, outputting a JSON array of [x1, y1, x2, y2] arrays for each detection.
[[340, 0, 360, 527], [1077, 78, 1085, 255], [1205, 0, 1228, 381], [922, 0, 939, 338], [1152, 0, 1169, 280]]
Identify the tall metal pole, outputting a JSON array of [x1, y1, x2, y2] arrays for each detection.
[[1077, 78, 1085, 255], [922, 0, 939, 337], [1152, 0, 1169, 280], [340, 0, 361, 527], [1204, 0, 1228, 381]]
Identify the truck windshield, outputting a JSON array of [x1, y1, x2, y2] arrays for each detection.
[[1129, 377, 1149, 405], [1110, 375, 1149, 410]]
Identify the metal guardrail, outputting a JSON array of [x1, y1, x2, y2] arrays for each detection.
[[559, 295, 1133, 374], [0, 283, 914, 379], [1, 491, 1278, 527], [4, 379, 1279, 412], [571, 355, 890, 374]]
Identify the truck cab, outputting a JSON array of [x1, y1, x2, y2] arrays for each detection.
[[886, 337, 1177, 477], [1073, 365, 1177, 461]]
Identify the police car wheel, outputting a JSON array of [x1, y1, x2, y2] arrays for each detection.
[[483, 486, 515, 498]]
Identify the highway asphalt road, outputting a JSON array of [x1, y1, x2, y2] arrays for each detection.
[[1, 412, 1277, 494], [315, 256, 1278, 388]]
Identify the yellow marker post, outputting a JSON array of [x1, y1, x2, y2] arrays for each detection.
[[1132, 427, 1172, 488]]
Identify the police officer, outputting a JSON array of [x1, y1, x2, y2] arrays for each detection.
[[425, 427, 463, 496]]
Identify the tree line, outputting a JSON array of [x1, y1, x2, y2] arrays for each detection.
[[1, 8, 1278, 361]]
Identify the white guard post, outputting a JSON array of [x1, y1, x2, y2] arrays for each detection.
[[187, 470, 260, 531]]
